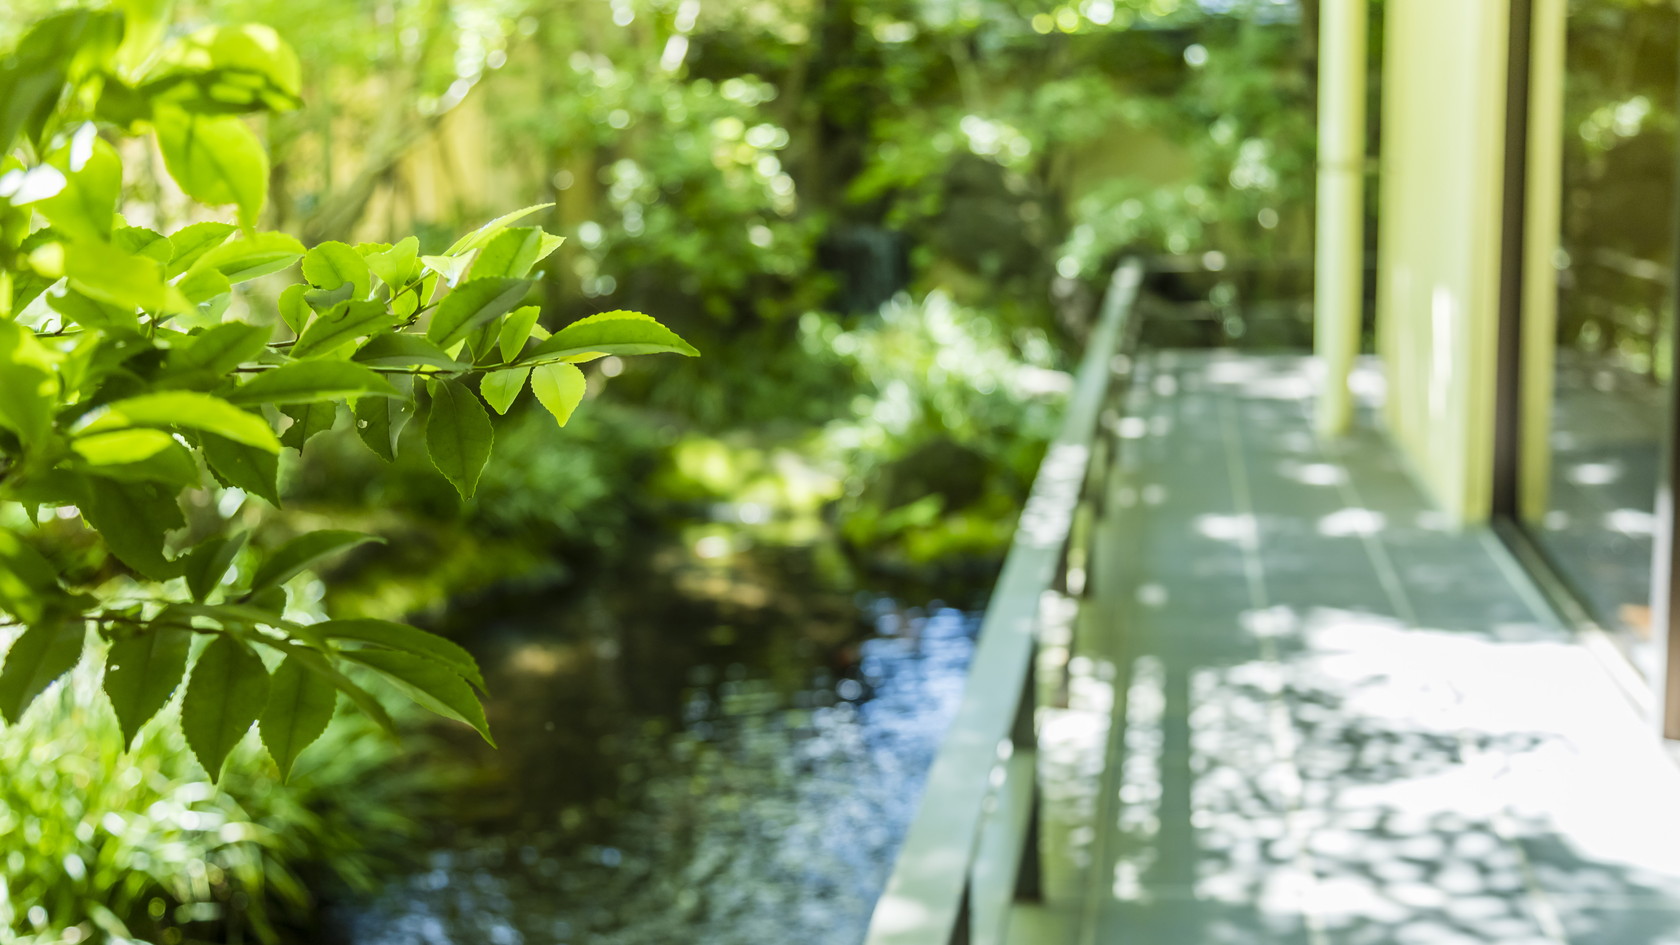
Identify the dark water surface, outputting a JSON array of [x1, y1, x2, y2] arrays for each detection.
[[337, 538, 978, 945]]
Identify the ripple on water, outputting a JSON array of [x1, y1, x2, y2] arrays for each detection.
[[342, 604, 977, 945]]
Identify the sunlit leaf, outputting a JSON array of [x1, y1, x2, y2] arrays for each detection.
[[480, 368, 528, 415], [290, 300, 397, 359], [425, 277, 530, 349], [228, 361, 399, 406], [498, 305, 541, 363], [531, 362, 587, 427], [521, 310, 699, 363], [302, 241, 372, 301], [153, 108, 268, 228], [85, 391, 280, 452]]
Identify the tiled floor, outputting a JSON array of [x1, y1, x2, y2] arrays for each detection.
[[1014, 351, 1680, 945]]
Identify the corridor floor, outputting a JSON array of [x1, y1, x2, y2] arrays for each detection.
[[1014, 351, 1680, 945]]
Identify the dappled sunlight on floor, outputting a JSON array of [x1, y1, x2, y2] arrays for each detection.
[[1017, 352, 1680, 945]]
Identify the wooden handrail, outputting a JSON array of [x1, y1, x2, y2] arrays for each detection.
[[862, 258, 1143, 945]]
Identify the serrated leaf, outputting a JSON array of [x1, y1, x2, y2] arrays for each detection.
[[521, 310, 699, 363], [425, 378, 493, 499], [364, 236, 419, 290], [190, 229, 305, 283], [480, 368, 528, 415], [70, 428, 175, 465], [153, 108, 267, 228], [84, 391, 280, 452], [354, 379, 414, 461], [201, 432, 280, 505], [278, 282, 308, 334], [343, 649, 492, 745], [181, 635, 269, 781], [279, 401, 337, 451], [79, 478, 184, 580], [0, 615, 83, 724], [471, 226, 562, 280], [113, 225, 172, 262], [48, 237, 178, 312], [352, 332, 468, 371], [443, 203, 553, 256], [290, 300, 397, 359], [167, 321, 271, 374], [302, 241, 371, 301], [498, 305, 541, 363], [425, 277, 531, 349], [318, 618, 485, 691], [259, 655, 337, 780], [165, 221, 236, 276], [531, 362, 588, 427], [229, 361, 400, 405], [0, 531, 62, 623], [182, 533, 248, 602], [103, 625, 190, 746], [250, 529, 381, 592]]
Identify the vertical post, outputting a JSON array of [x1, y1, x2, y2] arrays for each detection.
[[1653, 12, 1680, 741], [1492, 0, 1534, 520], [1012, 636, 1042, 901], [1314, 0, 1369, 437]]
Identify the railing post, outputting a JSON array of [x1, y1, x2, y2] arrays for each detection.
[[1013, 637, 1043, 902]]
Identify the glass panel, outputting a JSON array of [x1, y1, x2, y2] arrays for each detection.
[[1528, 0, 1677, 675]]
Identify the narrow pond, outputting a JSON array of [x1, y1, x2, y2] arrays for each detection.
[[333, 530, 982, 945]]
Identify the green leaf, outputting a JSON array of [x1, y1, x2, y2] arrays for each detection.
[[278, 282, 309, 335], [103, 625, 191, 746], [250, 529, 380, 592], [113, 225, 173, 262], [76, 442, 198, 487], [318, 618, 485, 691], [0, 10, 123, 153], [443, 203, 554, 256], [201, 432, 281, 505], [260, 655, 337, 780], [182, 533, 248, 602], [167, 321, 272, 374], [153, 108, 268, 228], [352, 333, 469, 371], [71, 428, 175, 465], [42, 238, 177, 312], [37, 128, 122, 242], [279, 401, 337, 451], [471, 226, 562, 280], [531, 362, 588, 426], [0, 321, 59, 445], [165, 221, 236, 276], [498, 305, 541, 362], [192, 230, 305, 283], [425, 277, 531, 349], [302, 241, 372, 301], [145, 24, 303, 115], [343, 649, 493, 745], [480, 368, 528, 415], [364, 236, 419, 290], [0, 531, 62, 623], [181, 635, 270, 781], [354, 377, 414, 461], [291, 300, 397, 359], [425, 378, 493, 500], [521, 310, 699, 363], [0, 616, 84, 724], [85, 391, 281, 452], [229, 361, 400, 406], [79, 478, 184, 580]]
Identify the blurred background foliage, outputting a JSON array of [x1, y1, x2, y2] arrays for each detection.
[[0, 0, 1345, 941]]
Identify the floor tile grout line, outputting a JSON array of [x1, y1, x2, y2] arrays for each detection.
[[1299, 396, 1574, 945], [1218, 391, 1331, 945]]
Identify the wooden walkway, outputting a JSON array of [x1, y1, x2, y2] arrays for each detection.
[[1013, 350, 1680, 945]]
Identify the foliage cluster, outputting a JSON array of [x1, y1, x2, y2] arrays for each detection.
[[0, 4, 692, 802]]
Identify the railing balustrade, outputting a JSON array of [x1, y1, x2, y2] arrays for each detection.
[[861, 259, 1143, 945]]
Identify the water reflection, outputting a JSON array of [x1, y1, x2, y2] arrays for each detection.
[[339, 587, 975, 945]]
